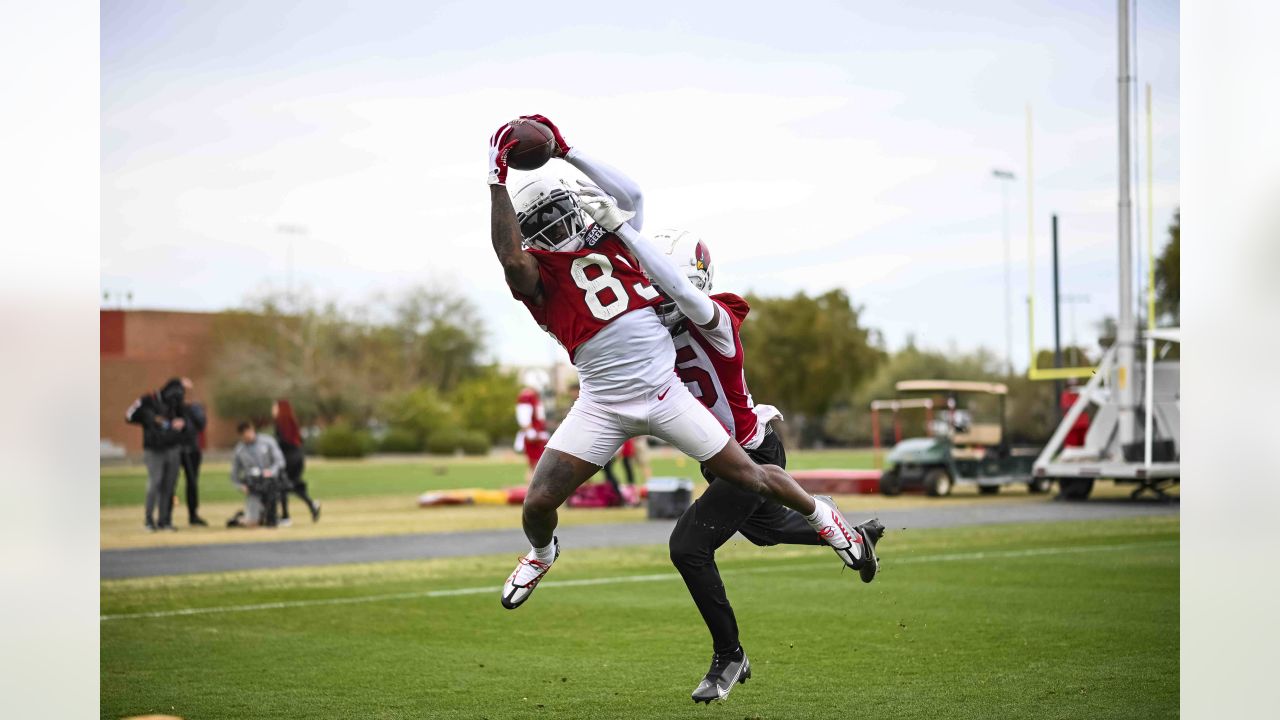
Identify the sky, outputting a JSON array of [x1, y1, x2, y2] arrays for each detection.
[[101, 0, 1180, 370]]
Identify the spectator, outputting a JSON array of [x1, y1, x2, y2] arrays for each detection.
[[273, 399, 321, 525], [227, 421, 285, 528], [179, 384, 209, 527], [124, 377, 187, 532], [514, 387, 549, 483]]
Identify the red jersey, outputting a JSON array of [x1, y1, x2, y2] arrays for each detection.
[[671, 293, 779, 449], [516, 225, 663, 360], [515, 387, 548, 436]]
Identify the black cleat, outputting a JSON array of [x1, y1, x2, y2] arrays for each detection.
[[691, 648, 751, 703], [855, 518, 886, 583], [189, 516, 208, 527]]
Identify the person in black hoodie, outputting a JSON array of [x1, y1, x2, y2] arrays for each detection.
[[125, 377, 188, 532], [180, 398, 209, 526], [272, 399, 320, 524]]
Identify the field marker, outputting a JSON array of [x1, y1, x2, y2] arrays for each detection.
[[100, 540, 1175, 622]]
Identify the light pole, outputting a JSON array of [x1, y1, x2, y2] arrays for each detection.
[[275, 223, 308, 303], [992, 168, 1016, 377]]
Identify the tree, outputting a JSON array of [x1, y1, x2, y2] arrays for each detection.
[[385, 284, 487, 394], [1155, 209, 1179, 325], [450, 367, 522, 444], [739, 290, 883, 443], [380, 385, 458, 447], [210, 283, 488, 428]]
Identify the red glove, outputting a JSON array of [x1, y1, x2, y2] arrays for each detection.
[[518, 114, 571, 157], [487, 123, 518, 185]]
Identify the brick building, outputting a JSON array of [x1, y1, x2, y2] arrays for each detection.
[[101, 309, 238, 456]]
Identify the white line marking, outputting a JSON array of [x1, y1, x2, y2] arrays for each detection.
[[100, 540, 1175, 621]]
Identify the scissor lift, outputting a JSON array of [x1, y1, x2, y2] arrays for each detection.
[[1033, 329, 1180, 500]]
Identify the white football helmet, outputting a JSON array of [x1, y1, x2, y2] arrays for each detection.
[[650, 228, 714, 327], [510, 176, 590, 252]]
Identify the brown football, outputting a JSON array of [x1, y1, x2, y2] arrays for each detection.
[[505, 119, 556, 171]]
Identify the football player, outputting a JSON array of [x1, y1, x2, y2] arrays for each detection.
[[487, 115, 875, 610], [574, 203, 887, 703], [514, 387, 548, 483]]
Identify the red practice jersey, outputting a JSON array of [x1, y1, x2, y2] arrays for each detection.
[[515, 387, 547, 436], [671, 293, 775, 449], [515, 225, 663, 360]]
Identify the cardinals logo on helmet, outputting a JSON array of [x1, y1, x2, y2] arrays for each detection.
[[694, 242, 711, 272]]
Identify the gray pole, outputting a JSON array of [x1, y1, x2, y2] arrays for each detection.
[[1116, 0, 1136, 447]]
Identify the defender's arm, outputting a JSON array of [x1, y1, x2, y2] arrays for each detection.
[[565, 149, 645, 231], [613, 222, 719, 328], [577, 185, 735, 352]]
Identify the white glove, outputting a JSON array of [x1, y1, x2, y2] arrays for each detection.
[[576, 181, 635, 232], [487, 123, 517, 185]]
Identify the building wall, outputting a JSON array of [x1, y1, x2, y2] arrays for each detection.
[[101, 310, 239, 456]]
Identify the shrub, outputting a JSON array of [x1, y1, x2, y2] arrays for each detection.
[[424, 429, 489, 456], [458, 430, 490, 456], [378, 427, 423, 454], [424, 430, 462, 455], [315, 422, 373, 458]]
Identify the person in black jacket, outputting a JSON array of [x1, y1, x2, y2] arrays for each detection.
[[180, 398, 209, 526], [125, 377, 188, 532], [272, 399, 320, 524]]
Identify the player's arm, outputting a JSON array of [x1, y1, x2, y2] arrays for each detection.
[[519, 114, 645, 231], [566, 149, 644, 230], [487, 124, 542, 302], [577, 184, 723, 330]]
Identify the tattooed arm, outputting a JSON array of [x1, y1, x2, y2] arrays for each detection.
[[491, 185, 542, 303]]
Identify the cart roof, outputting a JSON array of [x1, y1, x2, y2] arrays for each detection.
[[895, 379, 1008, 395]]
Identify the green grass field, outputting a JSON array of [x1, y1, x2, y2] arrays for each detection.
[[99, 449, 879, 507], [101, 516, 1178, 719]]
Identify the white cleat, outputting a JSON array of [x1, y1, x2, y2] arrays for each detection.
[[814, 496, 883, 581], [813, 497, 865, 570], [500, 537, 559, 610]]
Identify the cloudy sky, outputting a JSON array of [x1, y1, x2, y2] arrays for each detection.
[[101, 0, 1179, 369]]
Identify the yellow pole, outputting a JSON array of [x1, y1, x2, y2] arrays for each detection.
[[1146, 83, 1156, 331]]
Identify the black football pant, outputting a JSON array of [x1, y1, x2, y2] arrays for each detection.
[[181, 447, 202, 522], [668, 431, 822, 655]]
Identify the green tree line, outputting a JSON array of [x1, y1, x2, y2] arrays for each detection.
[[212, 211, 1178, 454], [210, 284, 519, 457]]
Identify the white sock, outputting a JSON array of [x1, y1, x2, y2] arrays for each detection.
[[533, 540, 557, 564], [804, 501, 826, 528]]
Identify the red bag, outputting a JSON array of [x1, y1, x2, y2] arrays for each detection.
[[567, 482, 622, 508]]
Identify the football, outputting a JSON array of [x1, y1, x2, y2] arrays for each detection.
[[505, 119, 556, 171]]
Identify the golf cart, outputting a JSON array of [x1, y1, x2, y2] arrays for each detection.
[[874, 380, 1048, 497]]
